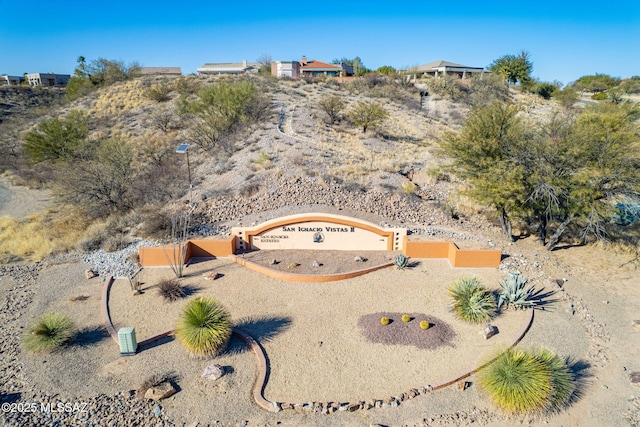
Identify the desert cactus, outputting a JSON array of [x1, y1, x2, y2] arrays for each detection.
[[380, 317, 390, 326], [402, 314, 411, 322], [420, 321, 430, 330]]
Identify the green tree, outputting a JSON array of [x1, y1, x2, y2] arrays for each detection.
[[552, 86, 579, 109], [318, 94, 345, 125], [488, 51, 533, 85], [179, 79, 268, 153], [441, 101, 640, 249], [22, 110, 88, 163], [376, 65, 396, 76], [572, 73, 620, 93], [347, 101, 388, 133], [332, 56, 370, 76], [439, 101, 529, 239]]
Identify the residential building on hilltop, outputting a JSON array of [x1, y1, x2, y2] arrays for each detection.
[[197, 60, 260, 75], [139, 67, 182, 76], [271, 61, 300, 78], [299, 56, 344, 77], [1, 75, 22, 85], [26, 73, 70, 87], [408, 60, 486, 79]]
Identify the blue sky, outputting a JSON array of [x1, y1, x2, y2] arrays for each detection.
[[1, 1, 638, 85]]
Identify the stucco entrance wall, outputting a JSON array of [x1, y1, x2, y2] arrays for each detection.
[[232, 213, 406, 252]]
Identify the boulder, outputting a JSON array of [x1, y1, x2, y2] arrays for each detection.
[[202, 271, 219, 280], [202, 364, 225, 380], [630, 372, 640, 384], [144, 382, 176, 401], [482, 324, 498, 340], [85, 269, 98, 279]]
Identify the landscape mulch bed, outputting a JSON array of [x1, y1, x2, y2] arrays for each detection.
[[358, 312, 456, 350]]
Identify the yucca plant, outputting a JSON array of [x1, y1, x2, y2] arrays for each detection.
[[175, 297, 231, 356], [478, 347, 575, 415], [448, 277, 496, 323], [497, 272, 536, 310], [536, 348, 575, 413], [394, 254, 410, 270], [23, 312, 76, 353]]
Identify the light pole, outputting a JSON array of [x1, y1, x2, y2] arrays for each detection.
[[175, 143, 193, 203]]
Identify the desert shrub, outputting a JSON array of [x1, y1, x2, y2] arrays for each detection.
[[157, 279, 186, 302], [139, 207, 173, 238], [380, 317, 390, 326], [448, 277, 496, 323], [400, 181, 416, 194], [591, 93, 607, 100], [175, 297, 232, 356], [478, 347, 575, 415], [102, 234, 131, 252], [497, 272, 536, 310], [419, 320, 430, 330], [394, 254, 410, 270], [77, 221, 109, 252], [402, 314, 411, 322], [23, 312, 76, 353], [145, 83, 172, 102]]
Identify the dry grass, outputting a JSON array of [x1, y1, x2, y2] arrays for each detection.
[[0, 208, 87, 262]]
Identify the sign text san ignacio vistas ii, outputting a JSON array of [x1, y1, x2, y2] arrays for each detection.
[[251, 221, 389, 250]]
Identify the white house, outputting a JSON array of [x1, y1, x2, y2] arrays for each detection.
[[409, 60, 486, 79], [26, 73, 71, 87], [0, 75, 21, 85], [197, 60, 260, 75], [271, 61, 300, 78]]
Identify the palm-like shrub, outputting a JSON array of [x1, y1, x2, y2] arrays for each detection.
[[479, 347, 575, 415], [536, 348, 575, 412], [23, 312, 76, 353], [448, 277, 496, 323], [175, 297, 231, 356], [497, 272, 536, 310]]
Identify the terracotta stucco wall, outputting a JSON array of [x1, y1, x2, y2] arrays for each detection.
[[402, 237, 501, 268], [138, 237, 236, 267]]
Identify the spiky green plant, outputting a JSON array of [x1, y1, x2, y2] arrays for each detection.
[[497, 272, 536, 310], [175, 297, 231, 356], [478, 347, 552, 415], [23, 312, 76, 353], [536, 348, 575, 412], [394, 254, 409, 270], [448, 277, 496, 323]]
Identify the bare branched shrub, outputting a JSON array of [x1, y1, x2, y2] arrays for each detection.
[[157, 279, 186, 302]]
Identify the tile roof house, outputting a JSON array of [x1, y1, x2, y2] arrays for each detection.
[[197, 60, 260, 75], [410, 60, 486, 79], [299, 56, 344, 77]]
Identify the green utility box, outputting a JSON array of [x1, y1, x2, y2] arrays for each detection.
[[118, 327, 137, 356]]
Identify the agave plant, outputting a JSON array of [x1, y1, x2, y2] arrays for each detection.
[[497, 272, 537, 310], [394, 254, 410, 270], [175, 297, 232, 356], [448, 277, 496, 323], [23, 312, 76, 353]]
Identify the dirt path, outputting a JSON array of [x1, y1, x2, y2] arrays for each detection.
[[0, 177, 51, 218]]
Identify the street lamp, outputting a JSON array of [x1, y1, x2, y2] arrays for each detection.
[[176, 143, 193, 203]]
